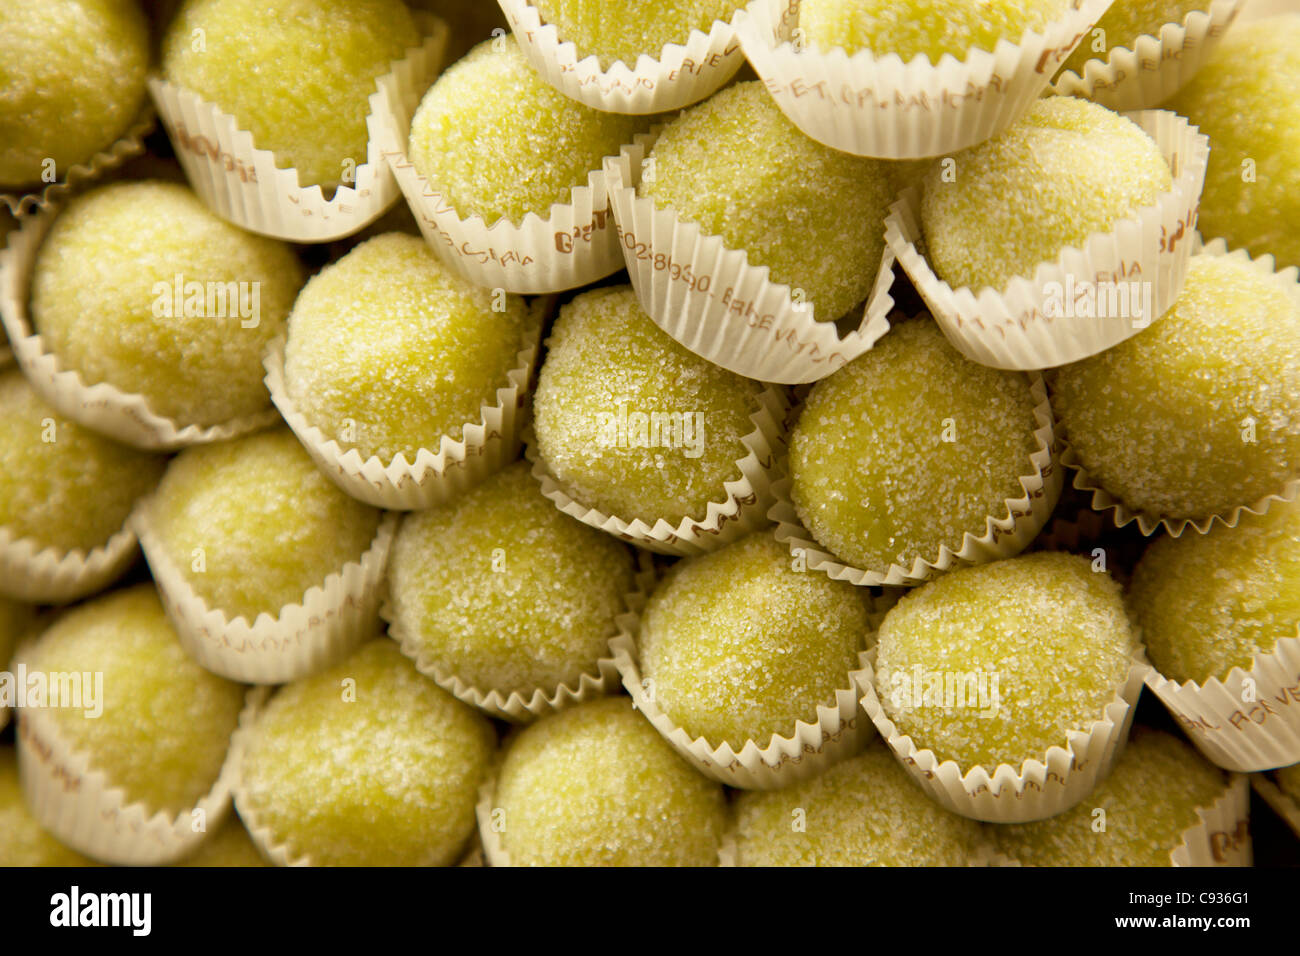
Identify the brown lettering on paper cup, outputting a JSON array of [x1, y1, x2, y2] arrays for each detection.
[[1210, 819, 1250, 863], [174, 123, 257, 183]]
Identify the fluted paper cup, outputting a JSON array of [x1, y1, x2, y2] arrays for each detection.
[[1172, 774, 1252, 866], [0, 521, 139, 606]]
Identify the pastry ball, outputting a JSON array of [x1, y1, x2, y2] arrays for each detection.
[[1052, 255, 1300, 521], [0, 749, 97, 866], [874, 553, 1136, 769], [921, 97, 1171, 292], [494, 697, 728, 866], [388, 462, 637, 696], [239, 639, 495, 866], [531, 0, 743, 69], [1062, 1, 1210, 75], [640, 534, 868, 750], [0, 0, 149, 189], [163, 0, 421, 189], [994, 727, 1227, 865], [735, 743, 988, 866], [1166, 17, 1300, 269], [798, 0, 1070, 62], [409, 37, 645, 226], [23, 586, 247, 817], [148, 429, 382, 623], [532, 286, 765, 523], [178, 818, 267, 867], [31, 181, 304, 427], [284, 233, 531, 463], [1129, 499, 1300, 684], [640, 81, 892, 322], [790, 319, 1043, 573], [0, 370, 166, 553]]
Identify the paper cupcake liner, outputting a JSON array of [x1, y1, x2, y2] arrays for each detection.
[[604, 139, 897, 384], [525, 383, 789, 557], [0, 107, 156, 217], [1172, 774, 1252, 866], [134, 501, 397, 686], [1251, 773, 1300, 841], [858, 646, 1150, 823], [0, 514, 140, 607], [146, 24, 449, 242], [0, 204, 281, 450], [734, 0, 1110, 158], [885, 110, 1209, 371], [497, 0, 757, 114], [264, 299, 546, 511], [770, 372, 1061, 587], [1052, 0, 1243, 111], [15, 682, 267, 866]]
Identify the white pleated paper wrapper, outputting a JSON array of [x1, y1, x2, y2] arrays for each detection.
[[604, 139, 896, 385], [134, 502, 397, 686], [734, 0, 1110, 159], [1251, 773, 1300, 841], [1051, 0, 1243, 111], [497, 0, 758, 114], [16, 683, 267, 866], [1171, 774, 1252, 866], [0, 515, 140, 606], [147, 24, 448, 242], [0, 204, 281, 450], [770, 373, 1062, 587], [857, 646, 1150, 823], [886, 110, 1210, 371], [264, 301, 545, 511], [525, 384, 789, 557]]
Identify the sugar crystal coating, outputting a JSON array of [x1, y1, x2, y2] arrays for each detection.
[[0, 748, 97, 866], [1061, 0, 1210, 75], [177, 817, 268, 867], [495, 696, 727, 866], [532, 0, 743, 69]]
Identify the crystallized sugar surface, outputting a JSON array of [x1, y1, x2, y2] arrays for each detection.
[[151, 429, 382, 623], [640, 534, 868, 750], [0, 0, 148, 188], [284, 233, 530, 462], [0, 371, 166, 553], [735, 743, 988, 866], [31, 181, 304, 427], [532, 286, 764, 523], [27, 586, 246, 818], [790, 319, 1039, 572], [0, 749, 97, 866], [163, 0, 420, 188], [409, 38, 645, 226], [1130, 498, 1300, 684], [640, 81, 892, 323], [495, 697, 727, 866], [1061, 0, 1210, 75], [240, 640, 494, 867], [1052, 255, 1300, 520], [533, 0, 743, 68], [994, 728, 1227, 866], [388, 463, 637, 694], [799, 0, 1070, 62], [874, 552, 1136, 768], [921, 97, 1171, 292]]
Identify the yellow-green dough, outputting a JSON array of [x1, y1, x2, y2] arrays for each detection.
[[1061, 0, 1210, 75], [177, 817, 268, 867], [0, 748, 98, 866], [532, 0, 743, 69]]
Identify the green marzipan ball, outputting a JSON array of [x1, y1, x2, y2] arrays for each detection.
[[0, 748, 98, 866], [240, 640, 495, 866], [1062, 0, 1210, 75], [531, 0, 744, 69], [494, 696, 728, 866]]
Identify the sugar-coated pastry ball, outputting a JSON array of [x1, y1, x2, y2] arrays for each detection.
[[148, 429, 382, 623], [640, 81, 892, 322], [799, 0, 1070, 62], [163, 0, 421, 188], [1129, 499, 1300, 684], [994, 727, 1227, 865], [0, 370, 166, 553], [1052, 255, 1300, 521], [734, 743, 988, 866], [494, 697, 728, 866], [177, 817, 267, 867], [1166, 17, 1300, 269], [874, 553, 1136, 768], [790, 319, 1043, 573], [1278, 763, 1300, 802], [239, 640, 495, 866], [1061, 0, 1210, 75], [640, 534, 868, 749], [388, 463, 637, 696], [409, 37, 645, 226], [0, 0, 149, 189], [921, 97, 1171, 292], [24, 586, 247, 817], [31, 181, 304, 427], [0, 749, 97, 866], [532, 286, 765, 523], [531, 0, 743, 69], [284, 233, 531, 463]]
